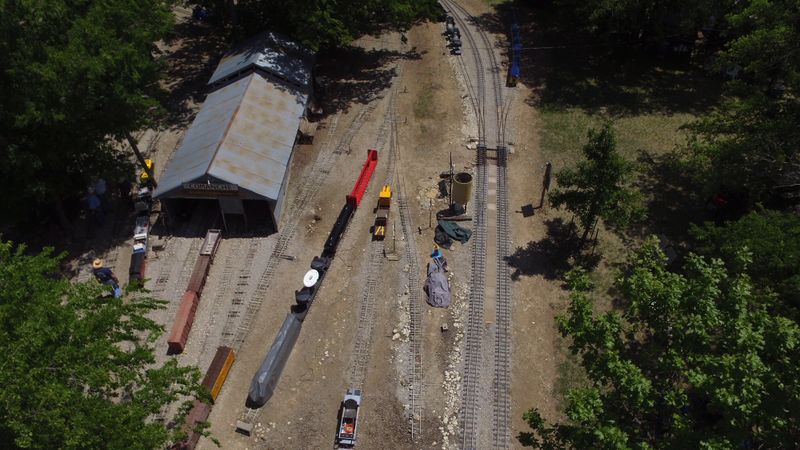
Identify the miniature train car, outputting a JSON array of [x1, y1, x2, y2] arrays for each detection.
[[335, 389, 362, 448], [372, 185, 392, 240]]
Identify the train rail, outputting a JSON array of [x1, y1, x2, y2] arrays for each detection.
[[347, 77, 400, 397], [387, 81, 426, 441], [493, 145, 512, 449], [233, 99, 384, 431], [440, 1, 514, 448]]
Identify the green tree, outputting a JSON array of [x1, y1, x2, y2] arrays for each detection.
[[692, 208, 800, 316], [684, 0, 800, 200], [0, 240, 205, 449], [520, 237, 800, 449], [549, 125, 643, 243], [552, 0, 722, 44], [196, 0, 439, 50], [0, 0, 174, 228]]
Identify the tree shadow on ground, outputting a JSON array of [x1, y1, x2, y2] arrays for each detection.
[[479, 2, 724, 117], [314, 45, 422, 116], [506, 217, 601, 281], [157, 20, 228, 129], [633, 150, 707, 244]]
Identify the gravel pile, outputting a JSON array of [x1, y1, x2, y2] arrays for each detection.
[[439, 281, 468, 449]]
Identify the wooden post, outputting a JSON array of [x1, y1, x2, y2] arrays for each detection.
[[539, 161, 552, 209], [448, 151, 453, 208]]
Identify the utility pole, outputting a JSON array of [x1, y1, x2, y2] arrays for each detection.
[[539, 161, 552, 210], [448, 151, 454, 208], [429, 199, 433, 229]]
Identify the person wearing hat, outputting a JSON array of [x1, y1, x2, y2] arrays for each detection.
[[92, 259, 120, 297], [430, 244, 448, 271]]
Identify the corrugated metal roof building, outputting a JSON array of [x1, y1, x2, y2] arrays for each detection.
[[208, 31, 315, 91], [154, 33, 314, 230]]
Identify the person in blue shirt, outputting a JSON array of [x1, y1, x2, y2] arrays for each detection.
[[92, 259, 120, 297]]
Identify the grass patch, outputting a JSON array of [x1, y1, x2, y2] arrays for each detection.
[[413, 83, 436, 119], [539, 108, 696, 169]]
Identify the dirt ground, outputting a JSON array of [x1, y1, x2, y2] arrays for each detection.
[[65, 2, 570, 449]]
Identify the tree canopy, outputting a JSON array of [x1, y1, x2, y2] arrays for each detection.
[[0, 241, 204, 449], [549, 125, 644, 242], [684, 0, 800, 200], [195, 0, 440, 49], [0, 0, 174, 226], [550, 0, 723, 45], [520, 237, 800, 449], [544, 0, 800, 201], [692, 209, 800, 316]]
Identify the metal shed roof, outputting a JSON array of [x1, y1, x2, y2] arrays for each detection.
[[154, 73, 308, 201], [208, 32, 314, 90]]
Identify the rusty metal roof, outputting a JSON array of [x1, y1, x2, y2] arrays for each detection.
[[154, 73, 308, 201], [208, 32, 314, 90]]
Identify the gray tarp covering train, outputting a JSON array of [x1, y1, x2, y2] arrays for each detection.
[[246, 312, 303, 407]]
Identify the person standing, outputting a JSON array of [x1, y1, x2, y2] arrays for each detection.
[[92, 259, 120, 298], [87, 188, 104, 227], [94, 178, 109, 212]]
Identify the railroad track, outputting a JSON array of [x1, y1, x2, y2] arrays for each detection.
[[228, 103, 385, 353], [234, 99, 385, 429], [193, 238, 243, 363], [397, 177, 424, 441], [493, 145, 512, 449], [440, 1, 489, 448], [347, 238, 386, 389], [461, 143, 488, 450], [347, 75, 400, 391], [385, 78, 426, 441], [440, 1, 514, 448], [149, 207, 210, 297]]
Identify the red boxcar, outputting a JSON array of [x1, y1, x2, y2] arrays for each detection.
[[186, 255, 211, 296], [167, 291, 199, 354]]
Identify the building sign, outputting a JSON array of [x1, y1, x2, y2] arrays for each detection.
[[182, 182, 239, 195]]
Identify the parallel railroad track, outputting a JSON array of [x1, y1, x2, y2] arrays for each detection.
[[440, 1, 513, 448], [236, 98, 384, 429], [347, 74, 400, 394], [493, 145, 512, 449]]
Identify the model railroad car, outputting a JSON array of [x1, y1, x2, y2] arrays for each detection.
[[167, 291, 199, 354], [372, 185, 392, 240], [335, 389, 362, 448], [187, 255, 211, 294], [294, 256, 332, 316], [348, 149, 378, 208], [170, 400, 211, 450], [242, 150, 379, 419], [324, 202, 356, 257], [324, 150, 378, 257], [201, 346, 236, 402], [171, 346, 235, 449], [166, 229, 221, 354]]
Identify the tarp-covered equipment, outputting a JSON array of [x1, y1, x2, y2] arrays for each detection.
[[424, 258, 451, 308], [246, 313, 303, 407]]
